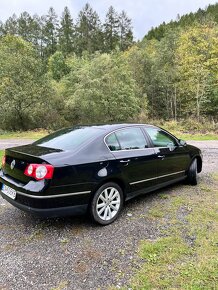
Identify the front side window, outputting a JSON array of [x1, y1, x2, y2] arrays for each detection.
[[115, 127, 148, 150], [146, 128, 177, 148]]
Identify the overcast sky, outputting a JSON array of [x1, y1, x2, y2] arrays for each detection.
[[1, 0, 217, 39]]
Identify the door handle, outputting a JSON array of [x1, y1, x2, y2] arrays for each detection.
[[120, 159, 130, 163], [157, 155, 165, 159]]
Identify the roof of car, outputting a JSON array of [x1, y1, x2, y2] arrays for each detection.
[[81, 123, 158, 133]]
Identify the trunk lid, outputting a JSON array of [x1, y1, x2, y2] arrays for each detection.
[[3, 145, 62, 184]]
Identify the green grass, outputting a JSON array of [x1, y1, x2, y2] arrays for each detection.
[[130, 176, 218, 290], [173, 132, 218, 141], [0, 130, 217, 141], [0, 150, 3, 166], [0, 130, 48, 139], [0, 120, 218, 141], [157, 120, 218, 140]]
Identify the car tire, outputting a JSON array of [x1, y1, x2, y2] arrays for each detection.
[[90, 182, 124, 225], [187, 158, 198, 186]]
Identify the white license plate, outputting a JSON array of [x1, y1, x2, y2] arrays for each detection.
[[1, 184, 16, 200]]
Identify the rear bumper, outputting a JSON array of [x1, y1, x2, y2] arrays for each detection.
[[0, 191, 88, 217], [0, 172, 91, 218]]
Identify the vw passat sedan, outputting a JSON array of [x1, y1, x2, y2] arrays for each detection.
[[0, 124, 202, 225]]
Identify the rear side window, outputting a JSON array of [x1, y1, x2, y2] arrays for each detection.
[[105, 133, 121, 151], [106, 127, 148, 151], [146, 128, 177, 148]]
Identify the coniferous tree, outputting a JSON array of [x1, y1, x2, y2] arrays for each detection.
[[30, 14, 43, 51], [119, 10, 133, 51], [145, 3, 218, 41], [75, 3, 103, 55], [0, 21, 4, 36], [17, 12, 33, 41], [43, 7, 59, 58], [3, 14, 18, 35], [104, 6, 120, 52], [59, 7, 74, 55]]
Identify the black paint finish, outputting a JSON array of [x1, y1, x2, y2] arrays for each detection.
[[0, 124, 202, 217]]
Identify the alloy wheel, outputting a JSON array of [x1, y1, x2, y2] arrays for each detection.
[[96, 187, 121, 221]]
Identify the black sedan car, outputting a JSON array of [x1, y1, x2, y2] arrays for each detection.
[[0, 124, 202, 225]]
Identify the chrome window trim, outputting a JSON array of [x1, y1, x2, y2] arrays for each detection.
[[144, 127, 180, 148], [130, 170, 185, 185], [11, 190, 91, 199], [104, 126, 150, 153], [153, 146, 176, 150]]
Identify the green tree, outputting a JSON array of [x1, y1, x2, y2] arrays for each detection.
[[17, 12, 33, 41], [42, 7, 59, 58], [3, 14, 18, 35], [75, 3, 103, 55], [104, 6, 120, 52], [59, 7, 75, 55], [123, 45, 152, 120], [0, 35, 54, 130], [0, 21, 4, 36], [176, 24, 218, 120], [63, 52, 141, 123], [48, 51, 69, 81], [119, 10, 133, 51], [30, 14, 44, 55], [148, 29, 180, 120], [145, 3, 218, 41]]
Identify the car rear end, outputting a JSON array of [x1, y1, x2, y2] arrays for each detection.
[[0, 145, 89, 217]]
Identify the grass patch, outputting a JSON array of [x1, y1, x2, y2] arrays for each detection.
[[0, 122, 217, 141], [148, 207, 165, 219], [0, 131, 217, 141], [158, 193, 169, 199], [130, 176, 218, 289], [156, 120, 218, 140], [0, 130, 48, 139], [0, 150, 3, 166], [213, 172, 218, 181], [175, 133, 218, 141], [51, 281, 69, 290]]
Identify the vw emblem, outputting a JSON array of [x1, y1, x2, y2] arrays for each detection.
[[10, 160, 16, 170]]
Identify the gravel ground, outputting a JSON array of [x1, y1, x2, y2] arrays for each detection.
[[0, 139, 33, 150], [0, 140, 217, 290]]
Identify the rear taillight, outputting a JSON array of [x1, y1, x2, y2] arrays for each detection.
[[1, 155, 6, 167], [24, 164, 54, 180]]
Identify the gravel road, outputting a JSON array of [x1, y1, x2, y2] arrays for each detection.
[[0, 139, 34, 150], [0, 140, 217, 290]]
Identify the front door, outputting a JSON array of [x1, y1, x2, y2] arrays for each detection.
[[105, 127, 157, 196], [144, 127, 190, 184]]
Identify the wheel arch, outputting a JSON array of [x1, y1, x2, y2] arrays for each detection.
[[196, 156, 202, 173], [88, 177, 127, 206], [188, 155, 202, 173]]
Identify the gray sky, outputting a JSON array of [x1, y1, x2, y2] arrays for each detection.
[[1, 0, 217, 39]]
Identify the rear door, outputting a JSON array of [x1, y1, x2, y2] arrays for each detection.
[[105, 127, 156, 195], [144, 127, 190, 184]]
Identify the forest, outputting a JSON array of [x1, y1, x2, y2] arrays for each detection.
[[0, 3, 217, 131]]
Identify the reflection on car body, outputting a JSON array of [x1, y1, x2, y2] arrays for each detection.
[[0, 124, 202, 225]]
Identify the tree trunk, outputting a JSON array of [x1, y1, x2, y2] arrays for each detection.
[[174, 85, 177, 121], [196, 82, 200, 121]]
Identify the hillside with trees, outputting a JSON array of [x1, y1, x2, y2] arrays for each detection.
[[145, 3, 218, 40], [0, 3, 217, 131]]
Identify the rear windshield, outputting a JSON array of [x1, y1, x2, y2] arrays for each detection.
[[34, 127, 103, 151]]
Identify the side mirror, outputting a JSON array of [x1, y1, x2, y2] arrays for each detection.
[[179, 139, 187, 146]]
